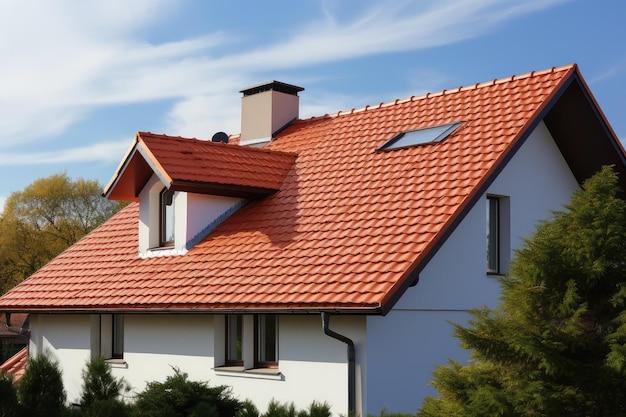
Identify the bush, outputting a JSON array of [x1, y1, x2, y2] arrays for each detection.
[[17, 353, 66, 417], [0, 371, 19, 417], [131, 368, 242, 417], [236, 400, 260, 417], [261, 399, 331, 417], [261, 399, 298, 417], [79, 356, 131, 417], [368, 408, 415, 417]]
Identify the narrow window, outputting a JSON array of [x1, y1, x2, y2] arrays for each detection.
[[226, 315, 243, 365], [160, 188, 175, 246], [487, 196, 500, 274], [255, 315, 278, 367], [486, 195, 511, 275], [112, 314, 124, 359]]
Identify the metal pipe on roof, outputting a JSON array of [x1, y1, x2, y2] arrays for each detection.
[[321, 312, 355, 415]]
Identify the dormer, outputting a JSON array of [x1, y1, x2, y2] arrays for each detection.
[[103, 132, 297, 256]]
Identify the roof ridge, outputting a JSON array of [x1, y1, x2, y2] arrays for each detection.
[[137, 131, 297, 156], [303, 64, 576, 122]]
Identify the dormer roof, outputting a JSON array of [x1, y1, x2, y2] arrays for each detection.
[[1, 64, 625, 314], [104, 132, 297, 201]]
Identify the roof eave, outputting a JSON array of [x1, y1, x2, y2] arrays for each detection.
[[0, 306, 384, 315]]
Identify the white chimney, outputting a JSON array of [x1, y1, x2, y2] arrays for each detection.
[[239, 81, 304, 147]]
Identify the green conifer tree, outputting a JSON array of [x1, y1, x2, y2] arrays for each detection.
[[419, 166, 626, 417]]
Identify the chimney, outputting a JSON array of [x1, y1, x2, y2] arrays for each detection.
[[239, 81, 304, 147]]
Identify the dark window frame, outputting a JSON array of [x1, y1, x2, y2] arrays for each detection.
[[160, 188, 175, 247], [378, 122, 462, 152], [225, 315, 243, 366], [487, 196, 500, 275], [254, 314, 278, 368], [112, 314, 124, 359]]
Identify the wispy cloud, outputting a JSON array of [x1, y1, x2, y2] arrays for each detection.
[[0, 0, 567, 161], [0, 140, 130, 166]]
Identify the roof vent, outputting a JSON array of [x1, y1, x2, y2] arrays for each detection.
[[212, 131, 229, 143]]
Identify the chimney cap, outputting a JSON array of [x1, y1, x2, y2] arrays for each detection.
[[240, 80, 304, 97]]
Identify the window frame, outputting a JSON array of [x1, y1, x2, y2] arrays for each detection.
[[254, 314, 278, 368], [159, 188, 175, 247], [111, 314, 124, 359], [378, 122, 462, 151], [486, 196, 500, 274], [225, 315, 244, 366]]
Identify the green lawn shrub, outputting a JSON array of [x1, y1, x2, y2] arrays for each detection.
[[17, 353, 66, 417], [131, 367, 242, 417]]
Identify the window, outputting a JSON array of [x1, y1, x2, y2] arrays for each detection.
[[226, 315, 243, 365], [486, 196, 500, 274], [91, 314, 124, 360], [160, 188, 175, 246], [378, 122, 461, 151], [486, 195, 510, 275], [112, 314, 124, 359], [255, 315, 278, 367], [221, 314, 278, 369]]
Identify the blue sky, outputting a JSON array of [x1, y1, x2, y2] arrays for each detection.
[[0, 0, 625, 208]]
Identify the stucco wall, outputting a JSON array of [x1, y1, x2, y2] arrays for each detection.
[[364, 121, 581, 414], [28, 313, 364, 416]]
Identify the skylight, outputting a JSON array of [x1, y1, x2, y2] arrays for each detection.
[[378, 122, 461, 151]]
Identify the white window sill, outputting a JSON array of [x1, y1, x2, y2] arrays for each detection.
[[105, 358, 128, 369], [213, 366, 283, 381]]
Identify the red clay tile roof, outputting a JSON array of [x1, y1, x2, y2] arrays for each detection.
[[0, 64, 619, 313], [105, 132, 296, 201], [0, 313, 28, 338], [0, 347, 27, 383]]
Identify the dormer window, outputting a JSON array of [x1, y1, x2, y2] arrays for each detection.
[[160, 188, 175, 246], [105, 133, 296, 258]]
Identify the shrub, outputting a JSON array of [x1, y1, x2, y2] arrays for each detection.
[[131, 368, 241, 417], [261, 400, 331, 417], [368, 408, 415, 417], [261, 399, 298, 417], [236, 400, 260, 417], [79, 356, 131, 417], [17, 353, 66, 417], [80, 356, 129, 404], [305, 401, 332, 417], [0, 371, 19, 417]]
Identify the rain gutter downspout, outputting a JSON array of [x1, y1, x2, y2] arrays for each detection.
[[321, 312, 355, 415]]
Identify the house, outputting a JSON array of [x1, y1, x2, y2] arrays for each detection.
[[0, 346, 27, 383], [0, 64, 624, 415], [0, 312, 28, 383], [0, 312, 28, 362]]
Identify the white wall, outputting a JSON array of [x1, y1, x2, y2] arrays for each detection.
[[364, 121, 580, 414], [29, 313, 364, 416], [29, 314, 92, 404], [211, 314, 365, 417], [138, 174, 245, 256]]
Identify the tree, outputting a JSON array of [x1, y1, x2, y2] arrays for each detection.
[[0, 172, 125, 294], [17, 353, 66, 417], [0, 371, 19, 417], [419, 166, 626, 417]]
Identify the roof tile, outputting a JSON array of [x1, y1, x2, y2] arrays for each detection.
[[0, 65, 578, 312]]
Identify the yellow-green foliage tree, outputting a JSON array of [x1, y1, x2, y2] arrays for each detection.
[[0, 172, 125, 294]]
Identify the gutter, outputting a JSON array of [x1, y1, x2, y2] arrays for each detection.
[[321, 312, 355, 415]]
